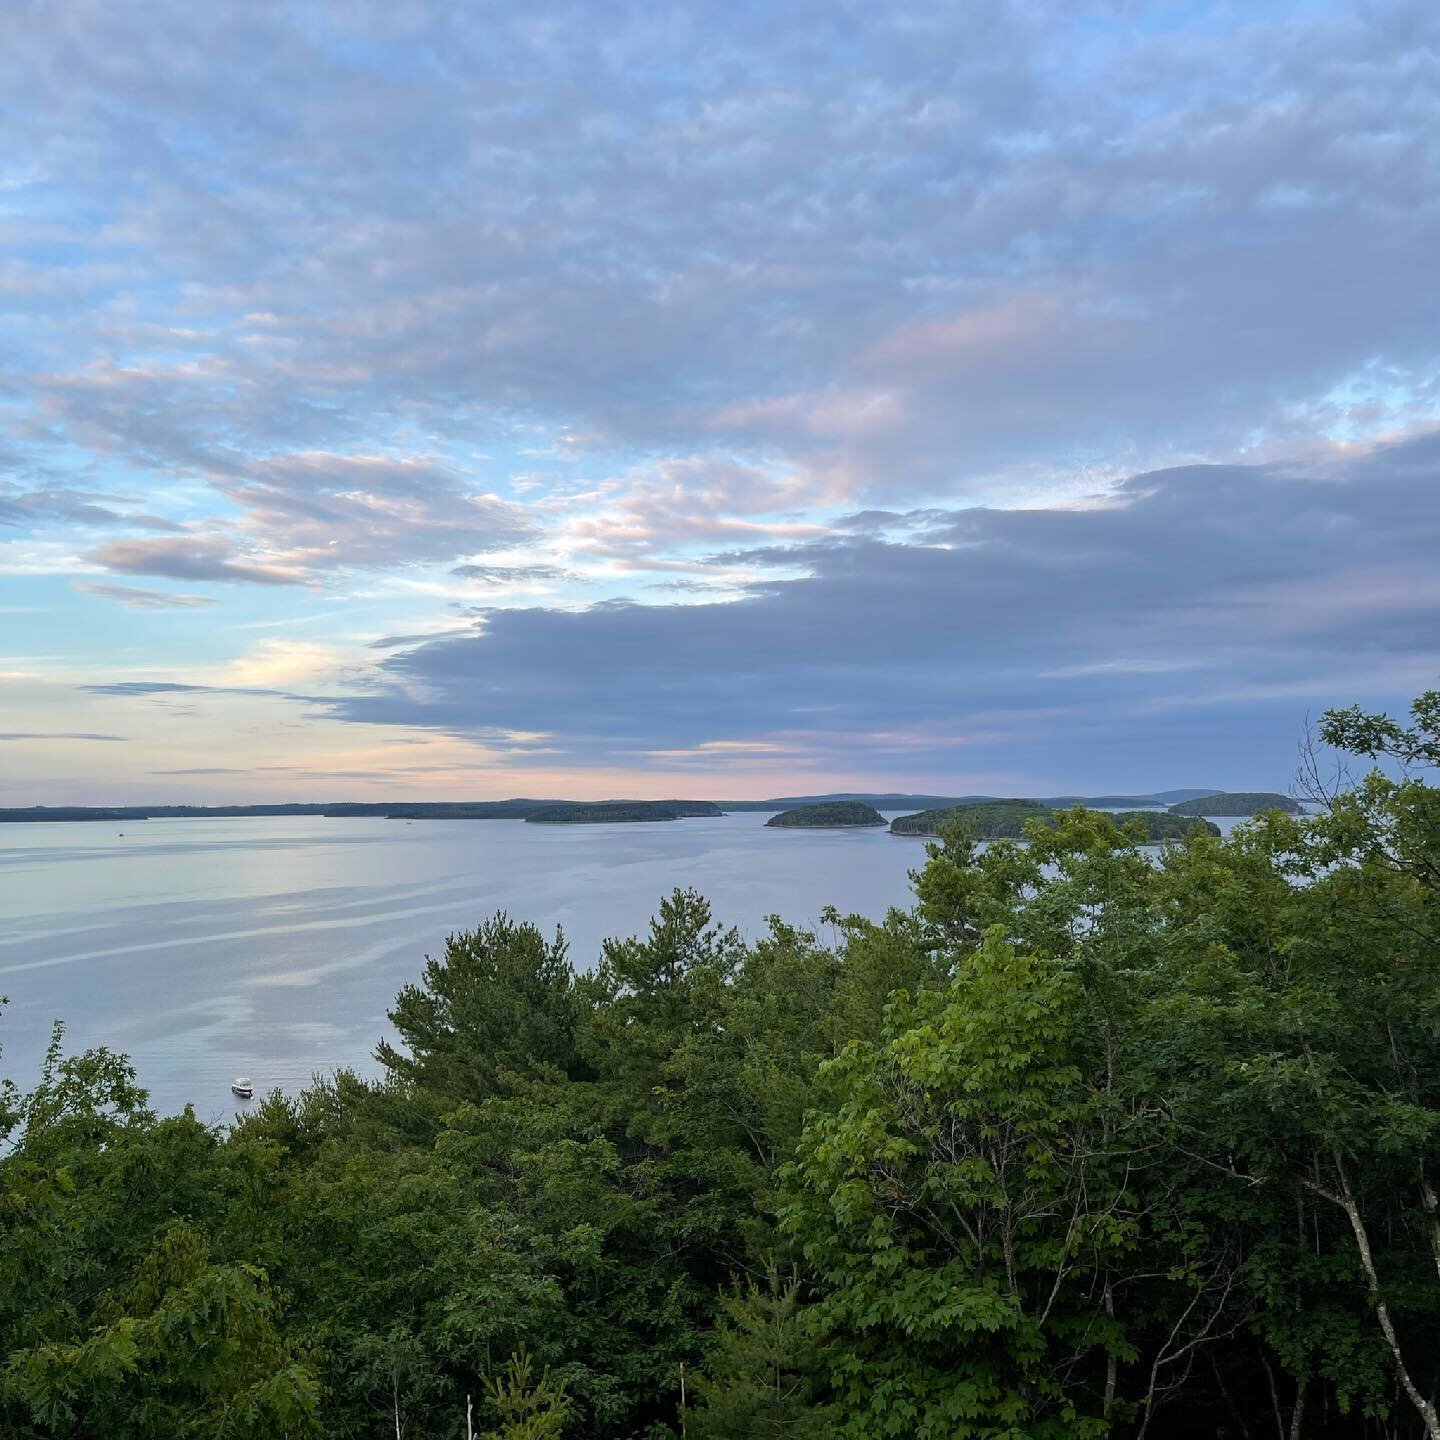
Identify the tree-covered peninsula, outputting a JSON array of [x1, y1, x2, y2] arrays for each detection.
[[525, 800, 723, 823], [892, 801, 1220, 841], [764, 800, 886, 828], [3, 690, 1438, 1438], [890, 797, 1047, 836], [1168, 790, 1303, 816]]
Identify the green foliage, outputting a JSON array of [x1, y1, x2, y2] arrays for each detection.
[[1105, 809, 1219, 840], [3, 691, 1439, 1438], [480, 1349, 570, 1439], [1167, 790, 1303, 815], [6, 1222, 323, 1439], [766, 802, 887, 828], [889, 798, 1049, 837], [892, 800, 1218, 840], [525, 801, 722, 823], [782, 930, 1132, 1438], [378, 914, 581, 1105], [689, 1266, 833, 1438]]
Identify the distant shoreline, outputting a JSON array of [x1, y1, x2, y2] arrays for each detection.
[[0, 788, 1299, 827]]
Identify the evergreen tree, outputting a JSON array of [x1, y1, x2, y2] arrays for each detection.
[[690, 1266, 833, 1439]]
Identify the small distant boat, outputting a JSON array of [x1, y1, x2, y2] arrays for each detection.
[[231, 1077, 254, 1099]]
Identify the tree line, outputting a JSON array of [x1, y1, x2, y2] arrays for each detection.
[[2, 692, 1438, 1438]]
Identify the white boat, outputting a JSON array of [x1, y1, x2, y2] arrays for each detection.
[[231, 1077, 254, 1099]]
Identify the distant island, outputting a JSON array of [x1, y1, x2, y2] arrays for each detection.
[[525, 800, 723, 824], [0, 788, 1293, 827], [766, 801, 887, 829], [1168, 792, 1303, 817], [891, 801, 1221, 841], [725, 787, 1222, 812], [0, 801, 557, 822], [890, 799, 1046, 837]]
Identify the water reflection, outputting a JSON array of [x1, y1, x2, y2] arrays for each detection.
[[0, 814, 921, 1120]]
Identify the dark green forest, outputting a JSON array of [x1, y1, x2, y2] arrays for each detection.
[[889, 801, 1222, 841], [3, 694, 1439, 1438], [766, 802, 888, 828], [525, 801, 724, 824], [1169, 792, 1305, 817]]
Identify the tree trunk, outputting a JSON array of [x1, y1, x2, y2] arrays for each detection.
[[1309, 1158, 1440, 1440], [1421, 1170, 1440, 1285], [1262, 1352, 1285, 1440], [1103, 1281, 1117, 1420]]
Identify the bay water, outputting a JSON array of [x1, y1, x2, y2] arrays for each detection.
[[0, 813, 924, 1120]]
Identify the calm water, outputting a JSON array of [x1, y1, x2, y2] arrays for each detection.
[[0, 813, 927, 1120]]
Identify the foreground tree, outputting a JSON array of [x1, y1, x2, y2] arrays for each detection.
[[689, 1266, 834, 1439], [6, 1222, 322, 1439], [783, 929, 1142, 1438]]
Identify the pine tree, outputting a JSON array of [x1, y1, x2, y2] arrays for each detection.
[[689, 1266, 832, 1439], [480, 1349, 570, 1440]]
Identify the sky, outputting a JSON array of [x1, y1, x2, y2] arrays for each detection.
[[1, 0, 1437, 804]]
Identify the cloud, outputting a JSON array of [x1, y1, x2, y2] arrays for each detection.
[[220, 639, 346, 688], [0, 482, 183, 532], [86, 536, 308, 586], [322, 434, 1440, 787], [5, 0, 1435, 528], [0, 732, 128, 742], [74, 581, 216, 609], [44, 446, 538, 586], [79, 682, 214, 696], [147, 767, 247, 774], [548, 457, 830, 568], [451, 563, 579, 585], [79, 681, 316, 701], [221, 452, 538, 571], [369, 628, 471, 651]]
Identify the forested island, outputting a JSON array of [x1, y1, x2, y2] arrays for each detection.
[[890, 797, 1046, 836], [1, 693, 1437, 1438], [765, 800, 887, 828], [891, 801, 1220, 841], [525, 801, 723, 824], [1169, 790, 1303, 816]]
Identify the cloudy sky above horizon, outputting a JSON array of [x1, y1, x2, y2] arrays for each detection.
[[2, 0, 1437, 804]]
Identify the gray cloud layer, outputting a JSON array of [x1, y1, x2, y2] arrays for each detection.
[[325, 435, 1440, 786]]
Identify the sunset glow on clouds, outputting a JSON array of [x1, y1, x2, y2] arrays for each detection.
[[1, 0, 1437, 802]]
